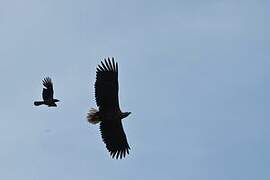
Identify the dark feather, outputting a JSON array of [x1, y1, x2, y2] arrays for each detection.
[[42, 77, 54, 101], [100, 119, 130, 159], [95, 58, 119, 111]]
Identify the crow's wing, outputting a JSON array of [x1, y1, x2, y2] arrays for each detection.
[[95, 58, 120, 111], [42, 77, 54, 101], [100, 118, 130, 159]]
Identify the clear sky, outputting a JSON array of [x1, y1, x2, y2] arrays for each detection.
[[0, 0, 269, 179]]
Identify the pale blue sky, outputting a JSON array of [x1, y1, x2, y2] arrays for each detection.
[[0, 0, 269, 179]]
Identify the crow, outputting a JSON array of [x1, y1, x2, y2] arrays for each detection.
[[34, 77, 60, 107], [87, 58, 131, 159]]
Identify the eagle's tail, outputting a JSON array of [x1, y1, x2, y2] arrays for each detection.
[[34, 101, 44, 106], [87, 108, 101, 124]]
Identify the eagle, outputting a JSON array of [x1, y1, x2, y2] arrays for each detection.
[[34, 77, 60, 107], [87, 58, 131, 159]]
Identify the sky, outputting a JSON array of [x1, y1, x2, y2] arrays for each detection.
[[0, 0, 269, 179]]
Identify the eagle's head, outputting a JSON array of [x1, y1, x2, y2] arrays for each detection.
[[121, 112, 131, 119]]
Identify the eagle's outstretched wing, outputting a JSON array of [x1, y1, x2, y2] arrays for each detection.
[[100, 118, 130, 159], [95, 58, 119, 111], [42, 77, 54, 101]]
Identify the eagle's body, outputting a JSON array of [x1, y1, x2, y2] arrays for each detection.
[[88, 58, 131, 159], [34, 77, 59, 107]]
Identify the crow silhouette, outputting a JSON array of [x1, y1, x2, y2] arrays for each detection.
[[34, 77, 59, 107], [87, 58, 131, 159]]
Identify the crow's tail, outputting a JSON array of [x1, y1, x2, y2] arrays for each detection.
[[34, 101, 44, 106], [87, 108, 101, 124]]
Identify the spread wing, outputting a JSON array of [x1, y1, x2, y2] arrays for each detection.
[[100, 119, 130, 159], [95, 58, 119, 111], [42, 77, 54, 101]]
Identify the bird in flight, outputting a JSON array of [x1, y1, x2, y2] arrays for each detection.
[[87, 58, 131, 159], [34, 77, 60, 107]]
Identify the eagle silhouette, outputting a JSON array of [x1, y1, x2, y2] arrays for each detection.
[[87, 58, 131, 159]]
